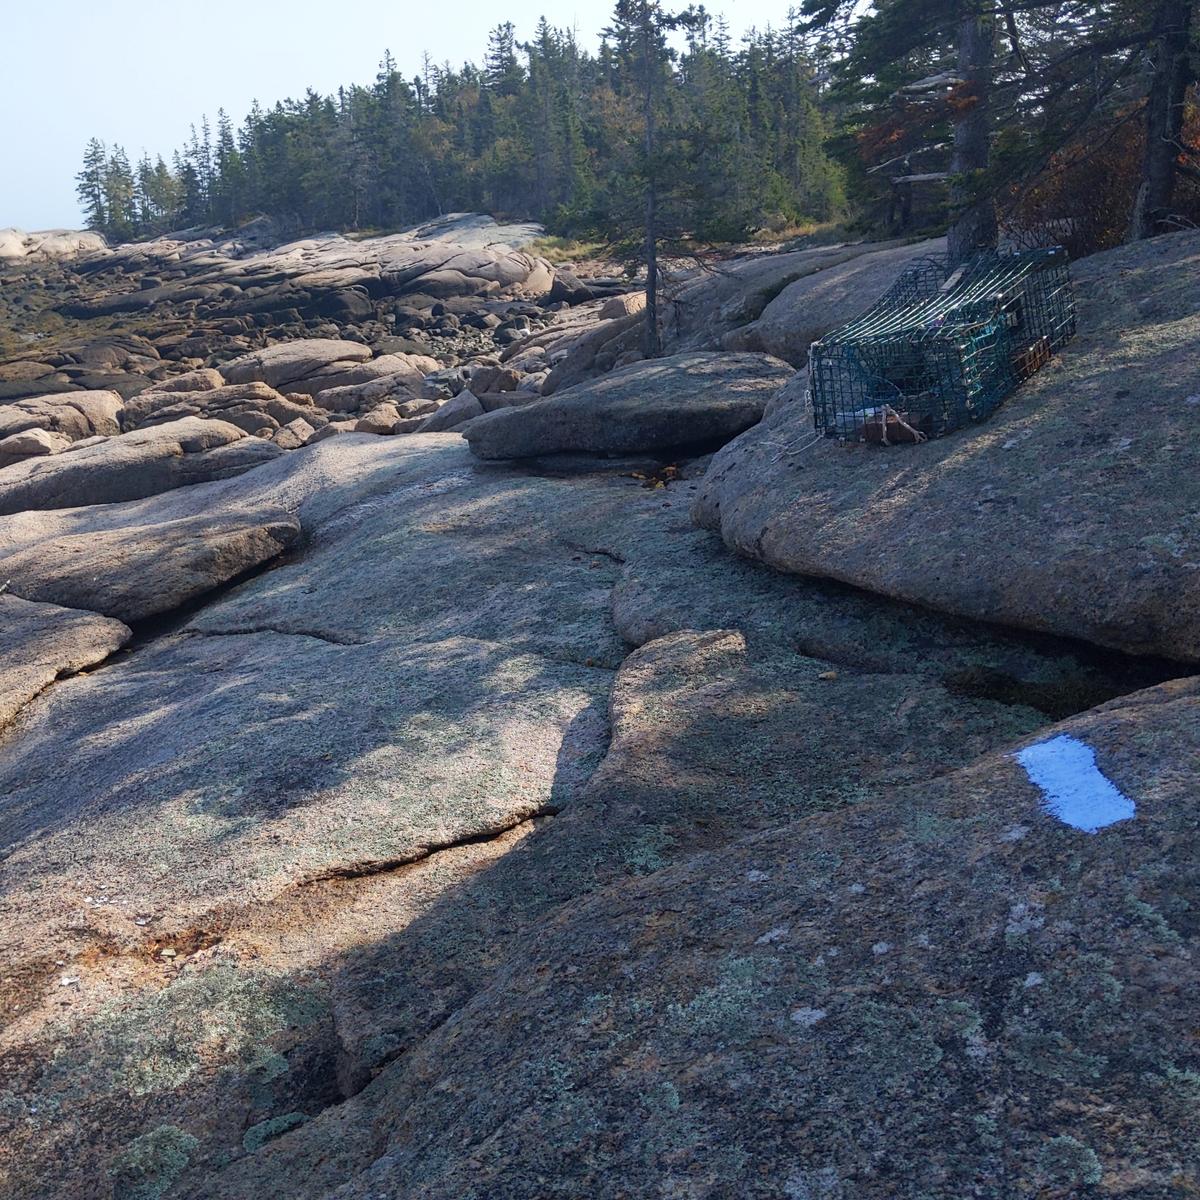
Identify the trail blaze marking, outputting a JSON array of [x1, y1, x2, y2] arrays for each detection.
[[1013, 735, 1136, 833]]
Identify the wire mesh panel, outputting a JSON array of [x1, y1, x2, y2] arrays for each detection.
[[810, 246, 1075, 443]]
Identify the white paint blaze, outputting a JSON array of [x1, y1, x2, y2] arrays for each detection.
[[1014, 734, 1136, 833]]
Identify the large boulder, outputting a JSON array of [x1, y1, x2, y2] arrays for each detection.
[[123, 382, 326, 434], [292, 352, 437, 399], [0, 435, 437, 629], [0, 595, 130, 732], [464, 351, 793, 460], [662, 238, 942, 362], [309, 372, 422, 413], [609, 523, 1169, 715], [694, 229, 1200, 663], [0, 427, 73, 469], [0, 417, 282, 514], [417, 388, 484, 433], [538, 311, 644, 395], [723, 238, 945, 365], [0, 227, 107, 260], [0, 509, 300, 621], [221, 339, 373, 389], [0, 389, 124, 443], [140, 367, 226, 395]]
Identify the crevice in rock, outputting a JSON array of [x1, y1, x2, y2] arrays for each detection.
[[563, 541, 627, 564], [297, 805, 561, 886], [77, 547, 304, 674], [184, 625, 365, 647], [12, 809, 563, 986], [0, 660, 113, 741]]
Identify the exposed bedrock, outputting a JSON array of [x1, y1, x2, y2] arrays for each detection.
[[463, 351, 793, 460], [1, 227, 1197, 1200], [694, 229, 1200, 663]]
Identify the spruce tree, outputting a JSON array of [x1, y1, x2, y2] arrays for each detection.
[[103, 145, 137, 241], [603, 0, 705, 357], [76, 138, 108, 232]]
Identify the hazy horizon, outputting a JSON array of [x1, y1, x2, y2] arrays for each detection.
[[0, 0, 800, 231]]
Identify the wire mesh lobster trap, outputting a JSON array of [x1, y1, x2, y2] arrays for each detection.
[[809, 246, 1075, 444]]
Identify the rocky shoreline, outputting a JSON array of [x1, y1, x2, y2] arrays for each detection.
[[1, 218, 1198, 1199]]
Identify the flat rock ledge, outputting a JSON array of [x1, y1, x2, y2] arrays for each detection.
[[464, 351, 793, 460], [0, 594, 130, 732]]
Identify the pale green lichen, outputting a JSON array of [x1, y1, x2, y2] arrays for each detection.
[[639, 1080, 681, 1115], [1008, 953, 1122, 1083], [242, 1111, 307, 1154], [667, 955, 780, 1037], [1124, 893, 1182, 944], [841, 1000, 944, 1083], [908, 811, 963, 844], [109, 1125, 199, 1200], [1145, 1065, 1200, 1124], [1038, 1135, 1103, 1187], [623, 826, 676, 874], [46, 966, 328, 1099], [785, 1166, 844, 1200]]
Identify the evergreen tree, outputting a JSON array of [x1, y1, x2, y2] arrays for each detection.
[[103, 145, 137, 241], [486, 22, 526, 96], [76, 138, 108, 232], [603, 0, 706, 356], [1130, 0, 1197, 239], [75, 10, 851, 250], [799, 0, 1199, 257], [211, 109, 243, 226]]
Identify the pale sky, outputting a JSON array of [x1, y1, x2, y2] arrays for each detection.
[[1, 0, 800, 230]]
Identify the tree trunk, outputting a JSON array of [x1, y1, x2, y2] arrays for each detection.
[[947, 5, 998, 266], [642, 20, 662, 359], [1129, 0, 1195, 241], [644, 186, 660, 359]]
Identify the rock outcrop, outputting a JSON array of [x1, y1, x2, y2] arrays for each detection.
[[416, 388, 484, 432], [0, 334, 162, 402], [663, 238, 944, 365], [2, 417, 1185, 1200], [122, 380, 326, 435], [1, 219, 1196, 1200], [464, 351, 793, 460], [0, 595, 130, 730], [0, 417, 281, 515], [0, 509, 300, 621], [0, 227, 108, 260], [232, 672, 1197, 1200], [221, 339, 373, 390], [0, 427, 73, 469], [55, 216, 559, 325], [695, 229, 1200, 662], [0, 389, 124, 442]]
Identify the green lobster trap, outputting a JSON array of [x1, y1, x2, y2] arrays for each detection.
[[809, 246, 1075, 444]]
